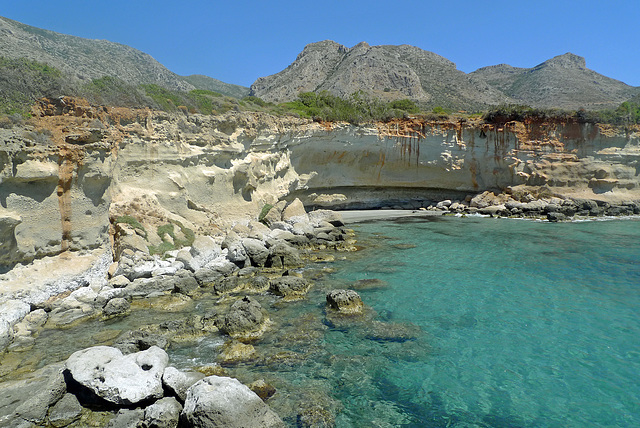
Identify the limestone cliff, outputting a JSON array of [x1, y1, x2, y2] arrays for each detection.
[[1, 98, 639, 271]]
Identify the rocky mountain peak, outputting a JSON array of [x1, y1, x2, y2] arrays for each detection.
[[537, 52, 586, 69]]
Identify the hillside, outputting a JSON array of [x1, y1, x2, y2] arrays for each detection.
[[250, 41, 512, 110], [0, 16, 193, 91], [181, 75, 250, 99], [0, 16, 249, 102], [471, 53, 640, 110]]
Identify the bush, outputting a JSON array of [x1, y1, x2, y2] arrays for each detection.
[[0, 56, 69, 115], [115, 215, 147, 238]]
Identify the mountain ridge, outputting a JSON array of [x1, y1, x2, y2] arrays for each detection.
[[251, 41, 639, 110]]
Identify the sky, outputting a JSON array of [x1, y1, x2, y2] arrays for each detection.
[[2, 0, 639, 88]]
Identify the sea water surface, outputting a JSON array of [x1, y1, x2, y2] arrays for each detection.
[[318, 216, 640, 427], [3, 216, 639, 427]]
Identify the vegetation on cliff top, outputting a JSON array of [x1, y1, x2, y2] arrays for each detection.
[[1, 55, 639, 127]]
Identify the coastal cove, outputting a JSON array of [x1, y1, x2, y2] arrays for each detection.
[[1, 214, 639, 427]]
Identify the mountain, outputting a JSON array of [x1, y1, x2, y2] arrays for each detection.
[[250, 41, 511, 109], [0, 16, 193, 91], [181, 74, 249, 99], [470, 53, 639, 110], [252, 41, 639, 110]]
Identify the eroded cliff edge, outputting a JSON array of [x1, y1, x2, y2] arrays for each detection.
[[2, 97, 640, 273]]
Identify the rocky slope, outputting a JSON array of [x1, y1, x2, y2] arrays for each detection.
[[471, 53, 640, 110], [251, 41, 639, 110]]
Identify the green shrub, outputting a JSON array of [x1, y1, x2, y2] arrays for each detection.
[[115, 215, 147, 238], [258, 204, 273, 223]]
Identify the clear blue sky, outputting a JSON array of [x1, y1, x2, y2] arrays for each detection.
[[3, 0, 639, 88]]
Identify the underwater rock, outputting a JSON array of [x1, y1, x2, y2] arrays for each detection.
[[248, 379, 277, 401], [14, 366, 67, 425], [218, 340, 257, 365], [269, 276, 311, 298], [113, 330, 169, 354], [350, 278, 388, 290], [181, 376, 284, 428]]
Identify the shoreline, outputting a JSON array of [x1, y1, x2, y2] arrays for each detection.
[[338, 209, 440, 223]]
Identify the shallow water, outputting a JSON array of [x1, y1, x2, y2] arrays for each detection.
[[2, 216, 639, 427], [323, 216, 640, 427]]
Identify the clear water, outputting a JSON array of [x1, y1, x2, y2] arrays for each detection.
[[3, 216, 639, 427], [320, 216, 640, 427]]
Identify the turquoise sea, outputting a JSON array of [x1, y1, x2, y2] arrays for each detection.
[[316, 216, 640, 427], [4, 216, 639, 427]]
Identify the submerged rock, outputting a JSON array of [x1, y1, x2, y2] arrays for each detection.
[[218, 340, 257, 365], [326, 289, 364, 314], [248, 379, 277, 401], [181, 376, 284, 428], [269, 276, 311, 298], [65, 345, 168, 405]]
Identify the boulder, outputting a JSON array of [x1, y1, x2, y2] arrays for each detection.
[[114, 330, 169, 354], [144, 396, 182, 428], [65, 345, 168, 405], [547, 212, 567, 222], [269, 277, 311, 298], [194, 257, 238, 285], [308, 210, 343, 227], [241, 238, 270, 267], [106, 408, 145, 428], [162, 366, 206, 402], [102, 297, 131, 316], [47, 393, 83, 427], [267, 241, 302, 268], [217, 296, 265, 338], [326, 289, 364, 314], [181, 376, 284, 428], [291, 221, 315, 238], [14, 366, 67, 424], [261, 200, 287, 227], [282, 198, 307, 222]]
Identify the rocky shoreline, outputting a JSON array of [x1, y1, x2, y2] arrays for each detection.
[[341, 190, 640, 223], [0, 194, 638, 427], [0, 199, 365, 427]]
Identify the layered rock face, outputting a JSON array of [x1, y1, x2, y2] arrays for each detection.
[[286, 119, 640, 209], [1, 98, 639, 273]]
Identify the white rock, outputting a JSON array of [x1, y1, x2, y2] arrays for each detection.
[[182, 376, 284, 428], [69, 287, 98, 305], [65, 345, 168, 405]]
